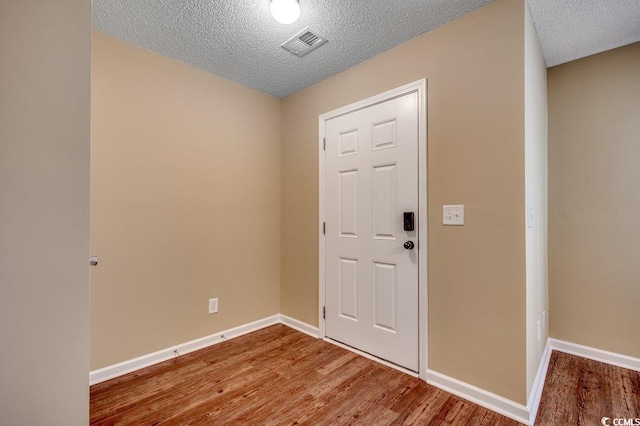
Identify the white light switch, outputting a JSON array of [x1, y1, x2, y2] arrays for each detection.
[[527, 205, 534, 229], [443, 205, 464, 226]]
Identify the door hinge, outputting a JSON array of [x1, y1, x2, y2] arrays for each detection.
[[323, 138, 326, 151], [323, 222, 326, 235], [323, 306, 326, 319]]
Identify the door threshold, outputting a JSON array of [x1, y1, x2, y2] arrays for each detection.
[[324, 337, 420, 379]]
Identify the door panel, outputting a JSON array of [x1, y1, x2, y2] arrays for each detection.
[[324, 92, 419, 371], [339, 170, 358, 237], [373, 261, 397, 332], [372, 163, 397, 239], [339, 257, 358, 320]]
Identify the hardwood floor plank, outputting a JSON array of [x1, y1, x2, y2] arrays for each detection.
[[611, 363, 640, 419], [301, 365, 405, 425], [577, 358, 612, 425], [380, 378, 425, 414], [297, 364, 385, 425], [391, 385, 451, 425]]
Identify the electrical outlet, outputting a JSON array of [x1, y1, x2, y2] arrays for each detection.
[[527, 205, 534, 229], [543, 310, 547, 329], [208, 298, 218, 314], [537, 320, 542, 342]]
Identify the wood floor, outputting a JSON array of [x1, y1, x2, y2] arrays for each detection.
[[536, 350, 640, 425], [90, 325, 640, 425]]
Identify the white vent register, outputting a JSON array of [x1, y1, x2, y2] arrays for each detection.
[[282, 27, 327, 57]]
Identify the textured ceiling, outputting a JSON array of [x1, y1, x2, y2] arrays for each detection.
[[528, 0, 640, 67], [93, 0, 493, 98], [93, 0, 640, 98]]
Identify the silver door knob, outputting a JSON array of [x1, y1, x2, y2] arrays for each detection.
[[403, 241, 415, 250], [90, 256, 98, 266]]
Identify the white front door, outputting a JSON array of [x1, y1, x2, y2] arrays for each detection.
[[324, 91, 419, 372]]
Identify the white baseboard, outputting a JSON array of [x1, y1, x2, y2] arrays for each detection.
[[425, 338, 553, 426], [426, 370, 530, 425], [90, 314, 319, 386], [549, 338, 640, 373], [279, 314, 320, 338], [90, 314, 281, 386], [527, 339, 552, 425]]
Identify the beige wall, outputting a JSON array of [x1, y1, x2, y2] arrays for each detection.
[[281, 0, 528, 404], [548, 42, 640, 358], [91, 32, 281, 369], [0, 1, 91, 424], [524, 2, 549, 400]]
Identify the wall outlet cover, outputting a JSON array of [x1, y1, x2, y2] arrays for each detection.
[[443, 205, 464, 226], [208, 298, 219, 314], [537, 320, 542, 341], [527, 205, 534, 228]]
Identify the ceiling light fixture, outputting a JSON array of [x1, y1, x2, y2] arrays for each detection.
[[270, 0, 300, 25]]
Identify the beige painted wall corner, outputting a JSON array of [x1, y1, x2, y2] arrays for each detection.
[[91, 32, 282, 369]]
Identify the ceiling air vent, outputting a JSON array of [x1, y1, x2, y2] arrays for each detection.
[[281, 27, 327, 57]]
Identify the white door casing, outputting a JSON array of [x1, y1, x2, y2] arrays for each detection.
[[319, 81, 427, 375]]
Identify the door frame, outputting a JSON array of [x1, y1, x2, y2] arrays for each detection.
[[318, 79, 428, 380]]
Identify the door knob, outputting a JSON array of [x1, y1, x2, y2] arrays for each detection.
[[403, 241, 415, 250], [90, 256, 98, 266]]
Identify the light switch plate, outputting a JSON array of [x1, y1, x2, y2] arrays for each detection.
[[443, 205, 464, 225]]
